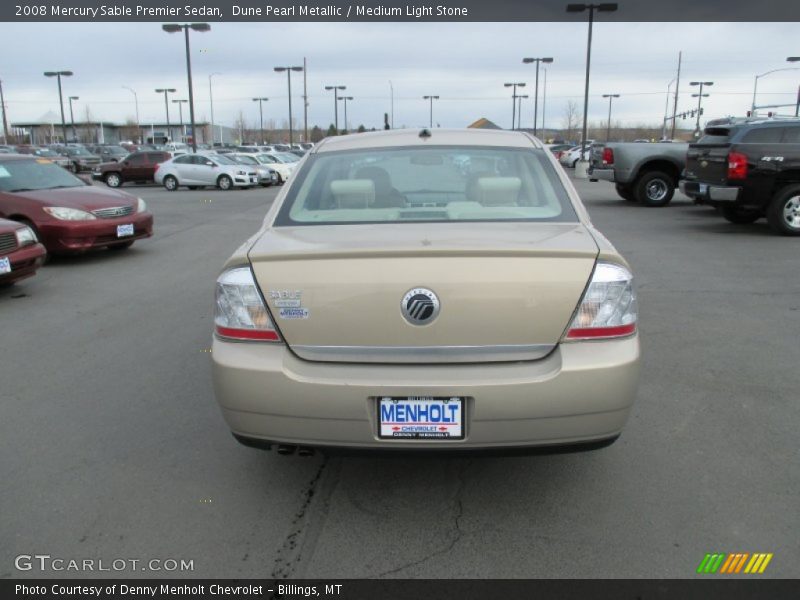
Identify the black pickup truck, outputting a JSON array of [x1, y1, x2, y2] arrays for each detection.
[[680, 118, 800, 235]]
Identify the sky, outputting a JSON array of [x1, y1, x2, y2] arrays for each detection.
[[1, 21, 799, 134]]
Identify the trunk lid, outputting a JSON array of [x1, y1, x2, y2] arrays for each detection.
[[248, 223, 599, 362], [685, 126, 738, 185]]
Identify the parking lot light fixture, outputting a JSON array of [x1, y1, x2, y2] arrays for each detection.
[[516, 94, 529, 130], [275, 66, 304, 146], [162, 23, 210, 153], [252, 97, 269, 143], [690, 81, 713, 136], [67, 96, 79, 142], [752, 65, 800, 115], [522, 57, 553, 135], [566, 3, 618, 162], [43, 70, 73, 144], [155, 88, 176, 142], [172, 99, 188, 140], [422, 95, 439, 128], [504, 83, 526, 130], [209, 73, 221, 145], [338, 96, 354, 132], [602, 94, 620, 141], [324, 85, 346, 134]]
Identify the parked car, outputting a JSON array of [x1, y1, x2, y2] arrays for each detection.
[[559, 145, 590, 168], [89, 145, 129, 163], [0, 217, 47, 285], [92, 151, 172, 188], [254, 153, 295, 184], [545, 143, 574, 157], [154, 153, 259, 191], [588, 139, 689, 206], [211, 128, 640, 454], [59, 146, 102, 172], [229, 153, 279, 186], [14, 147, 74, 170], [680, 117, 800, 235]]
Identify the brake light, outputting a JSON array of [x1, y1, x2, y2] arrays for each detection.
[[602, 147, 614, 166], [214, 267, 282, 342], [727, 151, 748, 180], [564, 263, 637, 341]]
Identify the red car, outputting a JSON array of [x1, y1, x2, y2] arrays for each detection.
[[0, 155, 153, 254], [0, 217, 46, 285]]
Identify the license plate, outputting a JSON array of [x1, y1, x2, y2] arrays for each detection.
[[378, 397, 464, 440], [698, 183, 708, 194], [117, 224, 134, 237], [0, 257, 10, 274]]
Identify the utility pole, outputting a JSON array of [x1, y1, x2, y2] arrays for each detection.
[[303, 57, 308, 142], [0, 79, 9, 144], [671, 51, 682, 139]]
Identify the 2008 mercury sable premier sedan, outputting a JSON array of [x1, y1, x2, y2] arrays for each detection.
[[212, 129, 641, 454]]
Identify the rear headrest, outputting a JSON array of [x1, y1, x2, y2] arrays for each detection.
[[475, 177, 522, 206], [329, 179, 375, 208]]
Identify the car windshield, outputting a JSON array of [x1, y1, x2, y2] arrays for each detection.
[[256, 154, 278, 164], [275, 153, 299, 163], [234, 156, 258, 165], [33, 149, 60, 157], [276, 146, 577, 225], [65, 147, 93, 156], [0, 159, 85, 192], [212, 155, 239, 166]]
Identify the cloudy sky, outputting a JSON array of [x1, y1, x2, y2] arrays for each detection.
[[1, 21, 798, 134]]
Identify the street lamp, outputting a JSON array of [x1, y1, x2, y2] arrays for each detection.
[[602, 94, 620, 141], [275, 66, 304, 146], [43, 70, 73, 144], [162, 22, 210, 152], [542, 67, 548, 138], [516, 94, 529, 130], [252, 97, 269, 143], [122, 86, 140, 143], [504, 83, 526, 130], [662, 78, 676, 140], [422, 95, 439, 128], [690, 81, 713, 137], [338, 96, 353, 133], [172, 99, 188, 141], [787, 57, 800, 116], [324, 85, 346, 134], [522, 57, 553, 136], [155, 88, 176, 142], [751, 65, 800, 115], [68, 96, 79, 142], [566, 3, 618, 161], [209, 72, 221, 145]]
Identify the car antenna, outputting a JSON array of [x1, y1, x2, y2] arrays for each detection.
[[419, 128, 432, 139]]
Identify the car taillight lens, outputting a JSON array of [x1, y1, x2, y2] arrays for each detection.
[[602, 147, 614, 165], [564, 262, 637, 340], [727, 152, 748, 180], [215, 267, 282, 342]]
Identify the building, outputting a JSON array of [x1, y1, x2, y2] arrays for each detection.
[[10, 120, 239, 145]]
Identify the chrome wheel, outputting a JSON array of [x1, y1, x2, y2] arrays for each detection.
[[164, 176, 178, 191], [106, 173, 121, 188], [782, 195, 800, 230], [646, 179, 668, 202]]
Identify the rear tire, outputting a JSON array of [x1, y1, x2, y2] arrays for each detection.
[[104, 172, 122, 188], [163, 175, 178, 191], [635, 170, 675, 207], [615, 183, 636, 202], [767, 184, 800, 236], [721, 205, 761, 224]]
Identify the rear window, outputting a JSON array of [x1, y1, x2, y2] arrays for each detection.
[[274, 146, 577, 226], [698, 127, 735, 144]]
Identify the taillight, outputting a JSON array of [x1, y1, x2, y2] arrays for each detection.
[[564, 262, 637, 341], [214, 267, 282, 342], [727, 151, 748, 180], [602, 147, 614, 166]]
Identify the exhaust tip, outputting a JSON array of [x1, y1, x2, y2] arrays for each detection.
[[276, 444, 297, 455], [297, 447, 315, 457]]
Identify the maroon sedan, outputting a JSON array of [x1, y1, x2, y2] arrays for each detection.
[[0, 217, 46, 285], [0, 155, 153, 254]]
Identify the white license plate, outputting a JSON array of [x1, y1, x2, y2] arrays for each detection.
[[698, 183, 708, 194], [0, 257, 10, 274], [117, 224, 134, 237], [378, 397, 464, 440]]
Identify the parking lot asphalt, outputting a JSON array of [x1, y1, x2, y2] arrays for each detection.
[[1, 177, 798, 579]]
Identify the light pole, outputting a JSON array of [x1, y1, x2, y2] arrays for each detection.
[[690, 81, 713, 137], [516, 94, 529, 130], [252, 97, 268, 143], [566, 3, 618, 161], [522, 57, 553, 136], [155, 88, 176, 142], [162, 22, 210, 152], [751, 66, 800, 115], [338, 96, 353, 132], [172, 99, 188, 141], [662, 78, 676, 139], [542, 68, 548, 139], [275, 66, 304, 146], [209, 72, 221, 145], [389, 81, 394, 129], [504, 83, 526, 130], [602, 93, 619, 141], [0, 79, 8, 145], [68, 96, 79, 142], [422, 95, 439, 128], [43, 70, 73, 144], [324, 85, 346, 134], [122, 86, 140, 143], [786, 57, 800, 116]]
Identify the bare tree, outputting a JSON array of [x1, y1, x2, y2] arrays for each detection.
[[562, 101, 581, 143]]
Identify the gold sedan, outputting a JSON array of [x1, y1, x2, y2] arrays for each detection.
[[212, 128, 640, 454]]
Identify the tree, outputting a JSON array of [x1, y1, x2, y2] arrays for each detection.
[[562, 100, 581, 143], [357, 124, 367, 133], [310, 125, 324, 143], [326, 123, 337, 137]]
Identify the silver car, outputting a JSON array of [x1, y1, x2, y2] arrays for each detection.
[[154, 153, 259, 191], [229, 153, 279, 187]]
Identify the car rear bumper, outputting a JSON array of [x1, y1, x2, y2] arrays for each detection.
[[0, 242, 47, 284], [680, 180, 741, 203], [38, 212, 153, 253], [212, 335, 641, 451], [588, 167, 615, 182]]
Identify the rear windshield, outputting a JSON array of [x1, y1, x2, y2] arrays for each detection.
[[274, 146, 577, 226], [697, 127, 735, 144]]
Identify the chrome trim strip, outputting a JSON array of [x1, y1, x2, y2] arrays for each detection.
[[291, 344, 556, 364]]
